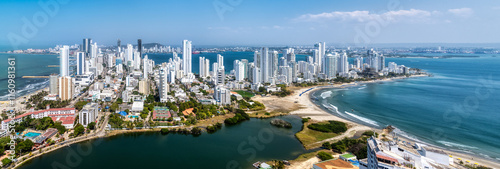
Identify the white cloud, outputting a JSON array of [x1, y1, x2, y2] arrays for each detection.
[[294, 9, 433, 23], [448, 8, 473, 17]]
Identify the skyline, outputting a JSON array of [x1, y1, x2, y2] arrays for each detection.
[[2, 0, 500, 49]]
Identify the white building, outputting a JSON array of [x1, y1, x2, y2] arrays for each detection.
[[323, 53, 338, 79], [79, 103, 98, 127], [182, 40, 192, 75], [60, 45, 69, 76], [159, 68, 170, 102], [214, 86, 231, 105], [234, 60, 245, 82]]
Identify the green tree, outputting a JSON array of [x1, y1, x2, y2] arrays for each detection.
[[87, 122, 96, 130], [74, 124, 85, 136], [15, 139, 34, 155], [317, 152, 333, 161], [74, 101, 89, 111], [2, 158, 12, 166]]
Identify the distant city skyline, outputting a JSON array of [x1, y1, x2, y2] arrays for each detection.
[[2, 0, 500, 49]]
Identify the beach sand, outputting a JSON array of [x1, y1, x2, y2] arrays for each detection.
[[255, 75, 500, 169]]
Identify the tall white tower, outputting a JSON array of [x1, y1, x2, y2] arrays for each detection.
[[60, 45, 69, 76], [182, 40, 192, 75]]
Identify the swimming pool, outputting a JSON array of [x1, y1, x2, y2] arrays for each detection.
[[348, 160, 359, 167], [128, 115, 139, 118], [24, 132, 41, 138]]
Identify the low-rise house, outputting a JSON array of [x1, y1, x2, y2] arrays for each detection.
[[1, 106, 76, 130]]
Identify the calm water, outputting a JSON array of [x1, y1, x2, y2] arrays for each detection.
[[18, 116, 310, 169], [312, 55, 500, 161]]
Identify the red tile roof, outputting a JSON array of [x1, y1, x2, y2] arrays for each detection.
[[2, 108, 75, 123]]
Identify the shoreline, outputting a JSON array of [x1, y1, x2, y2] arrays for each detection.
[[284, 75, 500, 169]]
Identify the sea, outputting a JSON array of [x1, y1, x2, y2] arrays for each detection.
[[311, 54, 500, 161]]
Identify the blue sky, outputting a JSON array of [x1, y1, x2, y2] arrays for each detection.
[[1, 0, 500, 48]]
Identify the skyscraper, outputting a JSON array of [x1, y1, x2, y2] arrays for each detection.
[[76, 52, 85, 75], [234, 60, 244, 82], [217, 54, 224, 69], [199, 57, 209, 78], [117, 39, 121, 53], [60, 45, 69, 76], [83, 38, 92, 57], [323, 53, 338, 79], [338, 52, 348, 74], [137, 39, 142, 58], [182, 40, 192, 75], [260, 47, 270, 83], [58, 76, 73, 100], [49, 74, 58, 95], [159, 68, 170, 102]]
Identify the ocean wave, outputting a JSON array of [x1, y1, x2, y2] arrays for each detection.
[[320, 91, 332, 99], [0, 80, 49, 101], [437, 140, 479, 150], [358, 86, 366, 90], [344, 111, 379, 127]]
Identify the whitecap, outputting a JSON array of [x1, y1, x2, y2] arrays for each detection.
[[345, 111, 379, 127], [320, 91, 332, 99], [437, 140, 479, 150]]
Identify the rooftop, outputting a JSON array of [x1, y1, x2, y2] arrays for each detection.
[[313, 159, 357, 169]]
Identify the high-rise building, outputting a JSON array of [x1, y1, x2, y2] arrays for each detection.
[[60, 45, 69, 76], [338, 52, 348, 74], [234, 60, 244, 82], [217, 54, 224, 69], [182, 40, 192, 75], [139, 80, 149, 95], [126, 44, 133, 67], [79, 103, 98, 127], [214, 86, 231, 105], [137, 39, 142, 57], [159, 68, 170, 102], [241, 59, 249, 79], [117, 39, 121, 52], [58, 76, 73, 100], [323, 53, 338, 79], [49, 74, 58, 95], [76, 52, 85, 75], [83, 38, 92, 56], [107, 54, 114, 68], [260, 47, 270, 83], [199, 57, 210, 78], [216, 66, 225, 85]]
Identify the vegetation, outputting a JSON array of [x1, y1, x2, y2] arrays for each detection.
[[109, 113, 124, 128], [15, 139, 34, 155], [53, 121, 67, 134], [0, 137, 11, 156], [233, 90, 254, 98], [237, 99, 265, 111], [224, 109, 250, 125], [307, 121, 347, 133], [73, 124, 85, 136], [206, 122, 223, 133], [317, 151, 333, 161], [271, 84, 292, 97], [324, 138, 368, 159], [2, 158, 12, 166], [14, 116, 55, 132], [74, 101, 89, 111], [362, 131, 378, 137], [270, 119, 292, 128], [87, 122, 96, 130], [301, 118, 310, 123]]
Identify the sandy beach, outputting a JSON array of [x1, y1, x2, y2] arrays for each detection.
[[254, 75, 500, 169]]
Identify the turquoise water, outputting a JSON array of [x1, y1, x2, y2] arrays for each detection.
[[24, 132, 41, 138], [18, 116, 311, 169], [311, 55, 500, 161], [0, 53, 59, 101]]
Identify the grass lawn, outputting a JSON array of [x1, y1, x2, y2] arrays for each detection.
[[234, 90, 255, 98], [295, 121, 343, 149]]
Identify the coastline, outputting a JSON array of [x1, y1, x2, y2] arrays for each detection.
[[278, 75, 500, 169], [9, 75, 500, 169]]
